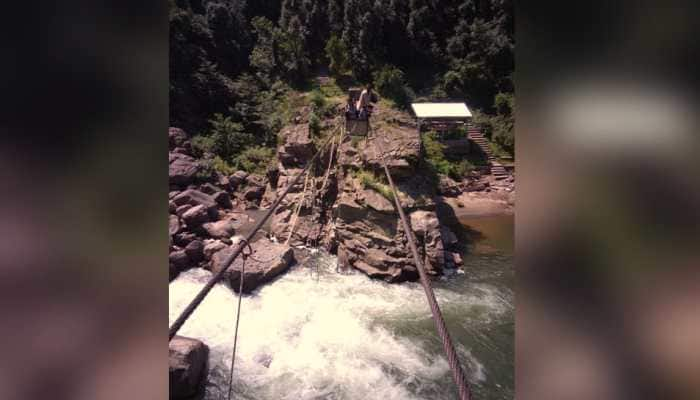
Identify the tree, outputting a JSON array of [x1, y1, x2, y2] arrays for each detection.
[[207, 113, 254, 161], [374, 65, 412, 108], [325, 35, 349, 75]]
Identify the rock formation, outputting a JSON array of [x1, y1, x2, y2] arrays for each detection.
[[169, 335, 209, 399], [168, 106, 510, 284]]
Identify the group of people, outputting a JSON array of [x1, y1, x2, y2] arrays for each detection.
[[345, 84, 375, 120]]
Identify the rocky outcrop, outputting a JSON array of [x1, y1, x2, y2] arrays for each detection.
[[169, 336, 209, 400], [333, 177, 421, 281], [277, 124, 315, 166], [209, 237, 294, 293], [169, 153, 200, 187], [409, 210, 445, 275], [362, 127, 421, 177], [168, 98, 503, 285]]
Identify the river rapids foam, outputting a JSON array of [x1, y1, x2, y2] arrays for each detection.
[[169, 251, 506, 399]]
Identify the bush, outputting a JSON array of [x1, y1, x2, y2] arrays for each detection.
[[191, 134, 216, 158], [470, 92, 515, 157], [325, 35, 349, 76], [422, 132, 473, 180], [206, 113, 254, 160], [373, 65, 412, 108], [233, 146, 275, 175], [309, 89, 326, 112], [355, 169, 394, 202], [308, 111, 321, 136]]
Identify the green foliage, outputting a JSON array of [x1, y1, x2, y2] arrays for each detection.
[[325, 35, 349, 75], [206, 113, 254, 160], [355, 169, 394, 202], [373, 65, 413, 109], [169, 2, 251, 133], [471, 92, 515, 157], [422, 132, 473, 180], [318, 78, 345, 98], [170, 0, 514, 152], [191, 134, 216, 158], [250, 16, 310, 85], [196, 155, 236, 181], [233, 146, 275, 175], [309, 89, 326, 112], [308, 111, 321, 136]]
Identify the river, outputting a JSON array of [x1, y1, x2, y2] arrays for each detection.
[[169, 214, 514, 400]]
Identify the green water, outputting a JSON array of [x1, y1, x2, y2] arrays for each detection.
[[393, 214, 514, 399]]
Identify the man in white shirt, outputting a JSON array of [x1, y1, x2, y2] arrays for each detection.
[[356, 83, 374, 119]]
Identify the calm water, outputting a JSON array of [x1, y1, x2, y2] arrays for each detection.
[[169, 214, 514, 399]]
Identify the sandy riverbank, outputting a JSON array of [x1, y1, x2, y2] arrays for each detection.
[[439, 190, 515, 219]]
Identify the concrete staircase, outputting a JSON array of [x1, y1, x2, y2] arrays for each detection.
[[467, 127, 508, 180]]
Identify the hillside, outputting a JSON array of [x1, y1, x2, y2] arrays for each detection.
[[170, 0, 514, 168]]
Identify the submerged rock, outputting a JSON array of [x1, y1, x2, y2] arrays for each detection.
[[169, 336, 209, 400]]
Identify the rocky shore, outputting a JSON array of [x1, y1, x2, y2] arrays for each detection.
[[168, 107, 515, 396]]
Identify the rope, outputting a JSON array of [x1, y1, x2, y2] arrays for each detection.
[[370, 125, 472, 400], [285, 167, 311, 246], [169, 124, 340, 341], [320, 126, 342, 193], [226, 239, 253, 400]]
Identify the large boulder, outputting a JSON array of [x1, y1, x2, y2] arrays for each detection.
[[181, 205, 210, 228], [203, 240, 227, 260], [243, 183, 265, 201], [362, 127, 421, 177], [169, 250, 189, 280], [213, 191, 232, 208], [355, 248, 407, 281], [172, 189, 218, 219], [409, 210, 444, 275], [277, 124, 315, 166], [184, 240, 204, 263], [229, 170, 249, 188], [169, 215, 181, 236], [202, 219, 236, 239], [209, 237, 294, 293], [169, 153, 200, 186], [169, 336, 209, 400]]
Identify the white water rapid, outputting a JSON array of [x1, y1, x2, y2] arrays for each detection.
[[169, 250, 511, 400]]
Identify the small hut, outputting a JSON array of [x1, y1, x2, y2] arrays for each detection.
[[411, 102, 472, 154], [411, 102, 472, 135]]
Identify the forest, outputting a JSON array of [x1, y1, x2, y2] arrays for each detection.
[[170, 0, 514, 172]]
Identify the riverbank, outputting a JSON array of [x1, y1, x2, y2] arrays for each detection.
[[440, 189, 515, 219]]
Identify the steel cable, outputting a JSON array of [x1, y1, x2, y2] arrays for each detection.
[[169, 125, 339, 341], [372, 126, 472, 400]]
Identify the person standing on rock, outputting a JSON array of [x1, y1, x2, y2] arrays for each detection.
[[356, 83, 375, 119]]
